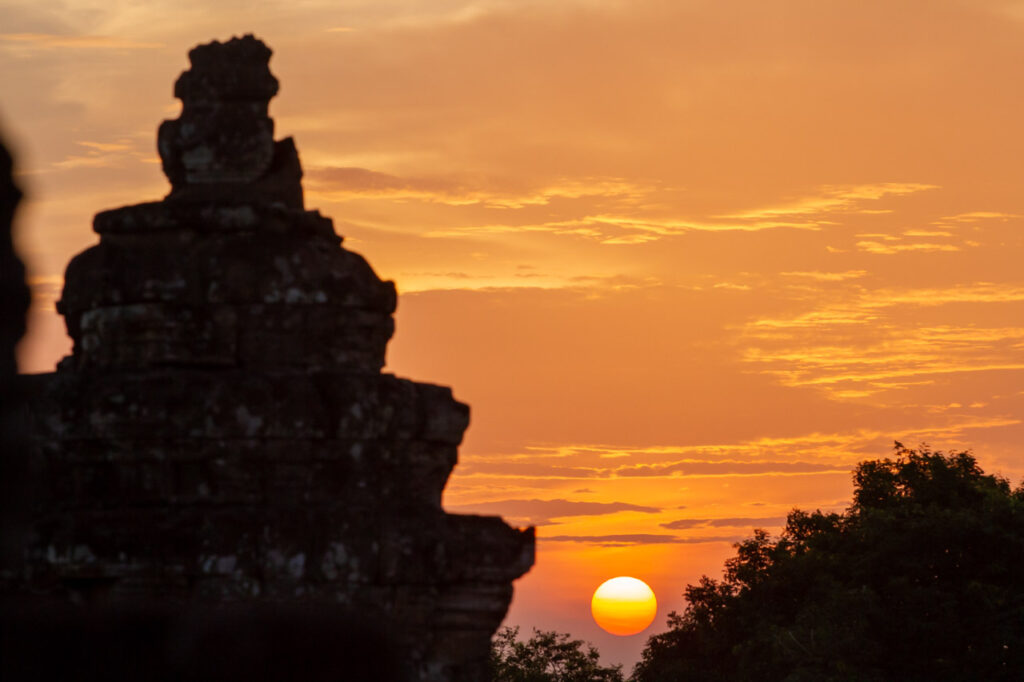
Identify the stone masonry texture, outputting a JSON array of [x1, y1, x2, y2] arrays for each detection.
[[19, 35, 535, 681]]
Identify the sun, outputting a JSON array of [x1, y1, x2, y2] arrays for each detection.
[[591, 576, 658, 636]]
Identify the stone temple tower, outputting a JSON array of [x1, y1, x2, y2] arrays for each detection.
[[24, 35, 534, 680]]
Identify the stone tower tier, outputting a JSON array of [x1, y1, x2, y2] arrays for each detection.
[[59, 201, 395, 372]]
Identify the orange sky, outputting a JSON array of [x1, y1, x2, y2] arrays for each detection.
[[5, 0, 1024, 667]]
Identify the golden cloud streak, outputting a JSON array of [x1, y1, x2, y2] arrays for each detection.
[[942, 212, 1020, 222], [585, 214, 822, 234], [307, 169, 646, 209], [781, 270, 868, 282], [77, 141, 135, 152], [453, 417, 1019, 488], [745, 279, 1024, 396], [721, 183, 937, 220], [750, 285, 1024, 334], [856, 240, 960, 255]]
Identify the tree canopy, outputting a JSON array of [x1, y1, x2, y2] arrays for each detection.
[[490, 626, 624, 682], [633, 444, 1024, 682]]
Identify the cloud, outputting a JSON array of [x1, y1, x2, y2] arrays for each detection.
[[306, 166, 645, 208], [856, 240, 960, 255], [749, 285, 1024, 334], [445, 497, 660, 525], [76, 140, 135, 152], [457, 462, 601, 479], [541, 533, 743, 547], [741, 281, 1024, 399], [656, 519, 705, 529], [745, 325, 1024, 395], [781, 270, 867, 282], [941, 212, 1020, 222], [313, 171, 937, 248], [421, 220, 604, 239], [613, 460, 847, 478], [566, 274, 661, 289], [452, 432, 879, 484], [902, 230, 952, 237], [721, 183, 936, 220], [600, 233, 661, 245], [415, 205, 835, 246], [398, 271, 482, 280], [456, 458, 852, 480], [869, 285, 1024, 307], [660, 516, 787, 530], [0, 33, 162, 49], [47, 139, 150, 171], [538, 182, 936, 241], [583, 213, 822, 235], [446, 420, 1024, 506], [26, 275, 63, 313], [307, 166, 459, 199], [53, 155, 132, 170]]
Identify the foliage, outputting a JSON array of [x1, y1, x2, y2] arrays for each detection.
[[632, 444, 1024, 682], [490, 625, 624, 681]]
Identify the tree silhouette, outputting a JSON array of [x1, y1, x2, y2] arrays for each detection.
[[633, 444, 1024, 681], [490, 626, 624, 681]]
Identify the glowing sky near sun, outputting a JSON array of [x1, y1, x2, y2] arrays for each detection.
[[5, 0, 1024, 668]]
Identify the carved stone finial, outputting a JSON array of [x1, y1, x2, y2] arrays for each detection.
[[175, 34, 277, 104], [158, 35, 302, 207]]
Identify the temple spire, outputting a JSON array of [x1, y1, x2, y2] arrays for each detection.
[[158, 34, 303, 207]]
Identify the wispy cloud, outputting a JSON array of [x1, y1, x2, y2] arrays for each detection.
[[748, 284, 1024, 335], [306, 167, 646, 208], [872, 284, 1024, 306], [529, 182, 932, 240], [423, 214, 822, 242], [26, 275, 63, 313], [781, 270, 867, 282], [542, 533, 743, 546], [744, 281, 1024, 398], [450, 422, 1018, 495], [540, 182, 941, 250], [941, 211, 1020, 223], [584, 214, 822, 235], [76, 141, 134, 152], [445, 498, 660, 525], [314, 174, 939, 246], [0, 33, 162, 49], [454, 433, 875, 484], [660, 516, 788, 530], [612, 460, 847, 478], [50, 140, 149, 170], [721, 183, 936, 220], [902, 229, 952, 238], [856, 240, 960, 255]]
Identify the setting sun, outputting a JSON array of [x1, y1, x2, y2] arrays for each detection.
[[591, 577, 658, 636]]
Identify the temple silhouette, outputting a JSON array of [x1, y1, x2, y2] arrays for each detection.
[[4, 35, 534, 681]]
